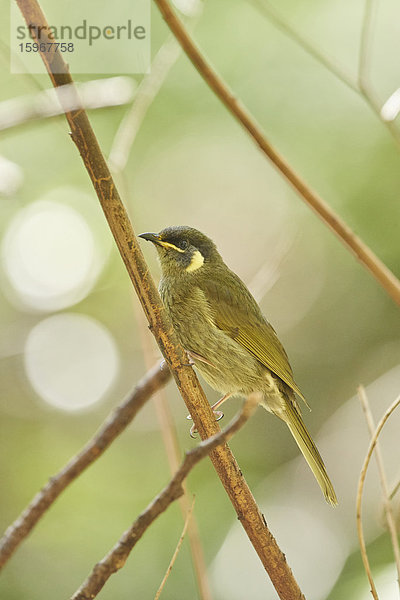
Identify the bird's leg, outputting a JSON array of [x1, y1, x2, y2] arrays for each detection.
[[186, 349, 217, 368], [210, 392, 232, 416], [187, 393, 232, 437]]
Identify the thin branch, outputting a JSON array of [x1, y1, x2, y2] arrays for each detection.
[[113, 10, 211, 592], [109, 36, 182, 173], [153, 0, 400, 307], [154, 495, 196, 600], [247, 0, 400, 147], [249, 0, 358, 94], [0, 77, 136, 133], [70, 396, 260, 600], [0, 360, 171, 570], [135, 304, 212, 600], [390, 480, 400, 501], [16, 3, 306, 599], [356, 393, 400, 600], [358, 386, 400, 589]]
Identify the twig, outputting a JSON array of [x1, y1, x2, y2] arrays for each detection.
[[154, 496, 196, 600], [70, 396, 260, 600], [135, 304, 212, 600], [356, 393, 400, 600], [0, 77, 136, 133], [0, 360, 171, 570], [113, 10, 211, 592], [109, 36, 182, 173], [153, 0, 400, 307], [247, 0, 400, 147], [249, 0, 358, 94], [390, 480, 400, 501], [358, 386, 400, 589], [16, 3, 306, 599]]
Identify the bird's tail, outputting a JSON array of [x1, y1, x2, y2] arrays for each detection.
[[283, 402, 338, 506]]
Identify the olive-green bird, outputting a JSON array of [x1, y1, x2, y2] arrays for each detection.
[[139, 226, 337, 506]]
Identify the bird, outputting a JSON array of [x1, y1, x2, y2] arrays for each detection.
[[139, 226, 337, 506]]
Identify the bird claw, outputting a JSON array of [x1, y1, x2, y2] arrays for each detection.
[[187, 410, 224, 437], [214, 410, 224, 421]]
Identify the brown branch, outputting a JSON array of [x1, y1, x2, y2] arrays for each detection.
[[153, 0, 400, 307], [15, 2, 306, 599], [356, 393, 400, 600], [135, 305, 212, 600], [70, 396, 259, 600], [0, 360, 171, 570]]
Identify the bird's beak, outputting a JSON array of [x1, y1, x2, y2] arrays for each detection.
[[138, 232, 162, 246]]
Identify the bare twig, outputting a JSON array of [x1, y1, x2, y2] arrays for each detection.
[[154, 495, 196, 600], [0, 360, 171, 570], [0, 77, 136, 133], [249, 0, 358, 94], [16, 3, 306, 599], [70, 396, 260, 600], [247, 0, 400, 147], [112, 10, 211, 592], [109, 36, 182, 173], [390, 480, 400, 501], [135, 305, 212, 600], [153, 0, 400, 307], [358, 386, 400, 589], [356, 393, 400, 600]]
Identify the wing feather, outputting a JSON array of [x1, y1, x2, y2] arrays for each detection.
[[201, 271, 307, 402]]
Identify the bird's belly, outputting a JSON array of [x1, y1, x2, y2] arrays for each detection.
[[162, 290, 287, 412]]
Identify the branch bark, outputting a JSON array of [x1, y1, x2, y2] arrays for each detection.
[[0, 360, 170, 569], [153, 0, 400, 307], [70, 396, 259, 600], [15, 2, 306, 598]]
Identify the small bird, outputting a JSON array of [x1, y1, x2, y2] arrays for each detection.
[[139, 226, 337, 506]]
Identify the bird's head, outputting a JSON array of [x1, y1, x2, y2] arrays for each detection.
[[139, 226, 221, 277]]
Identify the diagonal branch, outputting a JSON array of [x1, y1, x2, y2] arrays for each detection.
[[70, 395, 259, 600], [0, 360, 171, 569], [15, 2, 306, 599], [153, 0, 400, 307], [247, 0, 400, 147], [134, 305, 212, 600]]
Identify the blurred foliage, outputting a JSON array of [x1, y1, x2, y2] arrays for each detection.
[[1, 0, 400, 599]]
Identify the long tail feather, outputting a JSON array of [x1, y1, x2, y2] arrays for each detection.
[[284, 402, 338, 506]]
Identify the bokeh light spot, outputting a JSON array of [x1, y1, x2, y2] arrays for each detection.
[[2, 198, 107, 311], [24, 313, 119, 411]]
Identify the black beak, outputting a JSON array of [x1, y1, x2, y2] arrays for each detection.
[[138, 232, 162, 245]]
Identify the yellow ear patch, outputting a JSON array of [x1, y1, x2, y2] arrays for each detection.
[[186, 250, 205, 272]]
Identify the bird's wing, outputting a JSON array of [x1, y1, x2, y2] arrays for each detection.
[[201, 273, 307, 402]]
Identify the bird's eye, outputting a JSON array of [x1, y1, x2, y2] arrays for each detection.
[[177, 239, 188, 250]]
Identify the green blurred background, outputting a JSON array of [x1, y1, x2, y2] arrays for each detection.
[[1, 0, 400, 598]]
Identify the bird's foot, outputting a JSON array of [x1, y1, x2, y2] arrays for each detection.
[[187, 410, 224, 438]]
